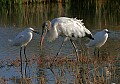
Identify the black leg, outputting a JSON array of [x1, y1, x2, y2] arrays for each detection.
[[24, 46, 28, 77], [51, 37, 67, 67], [70, 39, 79, 61], [98, 48, 100, 57], [20, 47, 23, 77], [94, 47, 96, 56], [24, 61, 28, 77], [24, 46, 27, 62], [55, 37, 67, 58]]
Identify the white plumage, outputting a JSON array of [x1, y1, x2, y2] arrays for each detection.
[[47, 17, 93, 42], [40, 17, 94, 60], [86, 29, 109, 56], [12, 28, 34, 47], [10, 27, 39, 76]]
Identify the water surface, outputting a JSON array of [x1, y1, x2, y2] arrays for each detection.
[[0, 1, 120, 83]]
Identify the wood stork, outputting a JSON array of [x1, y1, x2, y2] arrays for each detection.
[[86, 29, 110, 57], [40, 17, 94, 60], [10, 27, 40, 77]]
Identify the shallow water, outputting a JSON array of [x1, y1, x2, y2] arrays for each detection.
[[0, 1, 120, 83]]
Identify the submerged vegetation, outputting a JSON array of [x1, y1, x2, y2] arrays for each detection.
[[0, 54, 119, 83], [0, 0, 120, 84]]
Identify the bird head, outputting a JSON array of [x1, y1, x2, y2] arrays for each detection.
[[26, 27, 40, 34], [40, 21, 51, 49], [104, 29, 110, 33]]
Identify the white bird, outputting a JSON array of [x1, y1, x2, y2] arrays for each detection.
[[10, 27, 39, 76], [40, 17, 94, 60], [86, 29, 110, 57]]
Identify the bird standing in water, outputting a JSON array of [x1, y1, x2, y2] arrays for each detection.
[[86, 29, 110, 57], [40, 17, 94, 61], [10, 28, 39, 77]]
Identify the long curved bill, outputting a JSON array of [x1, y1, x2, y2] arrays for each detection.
[[40, 31, 47, 49]]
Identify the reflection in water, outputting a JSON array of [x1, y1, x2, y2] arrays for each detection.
[[70, 0, 120, 29], [0, 0, 120, 83], [0, 0, 120, 29], [0, 3, 69, 27]]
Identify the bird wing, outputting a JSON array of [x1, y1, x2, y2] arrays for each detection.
[[51, 17, 87, 38], [13, 34, 25, 46], [47, 17, 93, 42], [93, 31, 108, 47]]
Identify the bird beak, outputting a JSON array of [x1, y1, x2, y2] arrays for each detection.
[[33, 30, 40, 35], [40, 29, 47, 49], [106, 31, 110, 33]]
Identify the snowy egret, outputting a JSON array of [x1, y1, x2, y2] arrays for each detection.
[[10, 27, 40, 76], [86, 29, 110, 57], [40, 17, 94, 60]]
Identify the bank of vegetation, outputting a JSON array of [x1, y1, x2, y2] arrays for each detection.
[[0, 0, 69, 5]]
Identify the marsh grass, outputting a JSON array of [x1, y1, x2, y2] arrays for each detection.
[[0, 0, 69, 5], [0, 55, 119, 84], [0, 53, 119, 84]]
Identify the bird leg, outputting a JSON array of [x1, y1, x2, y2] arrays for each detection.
[[24, 46, 27, 77], [94, 47, 96, 56], [98, 48, 100, 57], [20, 47, 23, 78], [55, 37, 67, 60], [70, 39, 79, 61], [24, 61, 28, 77], [24, 46, 27, 62], [94, 47, 100, 57], [50, 37, 67, 68]]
